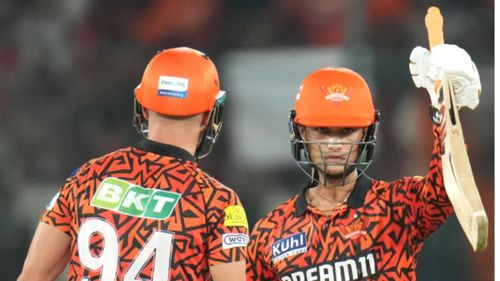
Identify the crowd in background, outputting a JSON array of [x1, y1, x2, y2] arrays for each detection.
[[0, 0, 494, 280]]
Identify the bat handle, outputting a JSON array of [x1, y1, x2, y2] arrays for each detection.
[[425, 6, 444, 48], [425, 6, 444, 91]]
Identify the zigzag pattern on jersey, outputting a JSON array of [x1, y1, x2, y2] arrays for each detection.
[[42, 146, 246, 281], [247, 125, 453, 281]]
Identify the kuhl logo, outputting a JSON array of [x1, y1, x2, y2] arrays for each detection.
[[272, 232, 307, 262]]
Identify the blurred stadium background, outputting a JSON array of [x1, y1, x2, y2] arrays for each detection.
[[0, 0, 493, 280]]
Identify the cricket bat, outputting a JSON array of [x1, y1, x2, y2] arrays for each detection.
[[425, 6, 488, 252]]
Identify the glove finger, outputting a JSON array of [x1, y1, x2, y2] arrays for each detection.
[[409, 62, 418, 75], [410, 46, 430, 63], [411, 75, 424, 88]]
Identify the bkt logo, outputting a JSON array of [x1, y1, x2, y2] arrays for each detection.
[[222, 233, 249, 250], [91, 177, 181, 220], [272, 232, 307, 262]]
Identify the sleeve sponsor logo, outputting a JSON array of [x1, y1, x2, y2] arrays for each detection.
[[47, 192, 60, 210], [223, 205, 248, 228], [279, 252, 377, 281], [222, 233, 249, 249], [158, 76, 189, 99], [91, 177, 181, 220], [272, 232, 307, 263]]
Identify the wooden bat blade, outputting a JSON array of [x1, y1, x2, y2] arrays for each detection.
[[441, 78, 488, 252]]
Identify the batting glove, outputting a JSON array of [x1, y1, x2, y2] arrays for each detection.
[[409, 44, 481, 110]]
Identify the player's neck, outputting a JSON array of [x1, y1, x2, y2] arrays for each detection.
[[314, 182, 355, 201], [318, 168, 358, 189], [147, 120, 202, 156], [308, 170, 357, 210]]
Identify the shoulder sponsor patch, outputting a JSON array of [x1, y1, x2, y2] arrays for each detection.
[[222, 233, 249, 249], [158, 76, 189, 99], [91, 177, 181, 220], [224, 205, 248, 228], [272, 232, 307, 263]]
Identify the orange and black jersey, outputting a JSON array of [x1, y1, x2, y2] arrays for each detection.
[[247, 125, 453, 281], [42, 139, 248, 281]]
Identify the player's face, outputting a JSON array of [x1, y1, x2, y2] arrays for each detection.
[[300, 126, 365, 177]]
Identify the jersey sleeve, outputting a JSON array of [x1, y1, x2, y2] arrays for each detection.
[[203, 184, 249, 266], [246, 218, 278, 281], [40, 176, 75, 236], [393, 124, 454, 242]]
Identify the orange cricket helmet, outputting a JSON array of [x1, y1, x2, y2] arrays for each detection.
[[134, 47, 222, 116], [133, 47, 226, 159], [289, 67, 379, 185], [294, 67, 375, 127]]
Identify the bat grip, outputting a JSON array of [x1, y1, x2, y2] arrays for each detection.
[[425, 6, 444, 48]]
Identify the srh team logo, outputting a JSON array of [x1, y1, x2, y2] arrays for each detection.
[[272, 232, 307, 262], [320, 84, 352, 105], [340, 216, 368, 240]]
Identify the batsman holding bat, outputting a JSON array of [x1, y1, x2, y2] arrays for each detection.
[[246, 8, 485, 281]]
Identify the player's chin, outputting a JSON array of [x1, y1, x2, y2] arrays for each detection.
[[316, 165, 347, 178]]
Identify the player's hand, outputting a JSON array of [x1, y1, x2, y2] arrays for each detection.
[[409, 44, 481, 110]]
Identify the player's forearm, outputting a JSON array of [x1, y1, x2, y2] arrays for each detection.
[[17, 269, 61, 281], [409, 123, 453, 240], [210, 260, 246, 281], [17, 223, 70, 281], [425, 123, 446, 189], [17, 255, 67, 281], [416, 124, 452, 205]]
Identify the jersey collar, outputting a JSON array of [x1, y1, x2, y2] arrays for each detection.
[[293, 173, 373, 217], [134, 139, 197, 163]]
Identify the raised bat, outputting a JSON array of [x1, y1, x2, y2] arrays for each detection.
[[425, 6, 488, 252]]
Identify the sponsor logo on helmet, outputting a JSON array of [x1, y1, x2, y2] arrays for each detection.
[[158, 76, 189, 99], [222, 233, 249, 249], [321, 84, 352, 104], [272, 232, 307, 262]]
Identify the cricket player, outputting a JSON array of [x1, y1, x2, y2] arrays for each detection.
[[246, 44, 481, 280], [18, 47, 248, 281]]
